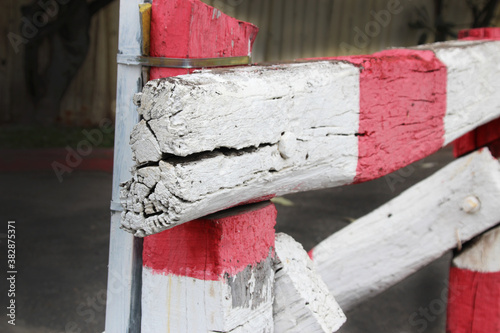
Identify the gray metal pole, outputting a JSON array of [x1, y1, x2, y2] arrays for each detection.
[[105, 0, 144, 332]]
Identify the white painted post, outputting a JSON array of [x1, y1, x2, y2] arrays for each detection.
[[273, 233, 346, 333], [105, 0, 144, 332]]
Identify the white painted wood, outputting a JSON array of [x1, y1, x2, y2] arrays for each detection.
[[105, 0, 143, 332], [141, 260, 274, 333], [132, 40, 500, 162], [123, 64, 361, 236], [130, 119, 162, 165], [122, 40, 500, 236], [453, 225, 500, 273], [416, 40, 500, 145], [311, 149, 500, 311], [105, 212, 141, 332], [133, 61, 360, 159], [273, 233, 346, 333], [121, 145, 358, 236]]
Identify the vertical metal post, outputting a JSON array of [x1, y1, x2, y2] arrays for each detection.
[[105, 0, 144, 332]]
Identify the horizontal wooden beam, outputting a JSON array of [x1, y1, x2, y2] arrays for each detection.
[[123, 40, 500, 236], [309, 149, 500, 311]]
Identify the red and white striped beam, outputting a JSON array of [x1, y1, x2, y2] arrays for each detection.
[[453, 28, 500, 158], [123, 36, 500, 236], [447, 225, 500, 333], [138, 2, 276, 332]]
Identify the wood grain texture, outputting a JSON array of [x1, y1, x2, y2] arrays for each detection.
[[142, 261, 274, 333], [310, 149, 500, 311], [416, 40, 500, 146], [122, 40, 500, 236], [123, 61, 360, 236], [273, 233, 346, 333], [334, 49, 447, 183]]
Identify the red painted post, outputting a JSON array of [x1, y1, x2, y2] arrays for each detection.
[[447, 27, 500, 333], [142, 203, 276, 332], [140, 1, 275, 331], [447, 227, 500, 333]]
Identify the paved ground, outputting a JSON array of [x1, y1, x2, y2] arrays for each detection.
[[0, 147, 455, 333]]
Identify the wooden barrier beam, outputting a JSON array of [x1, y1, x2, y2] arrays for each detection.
[[309, 149, 500, 311], [446, 29, 500, 332], [123, 39, 500, 236], [273, 233, 346, 333], [452, 28, 500, 158], [141, 202, 276, 332], [447, 226, 500, 333]]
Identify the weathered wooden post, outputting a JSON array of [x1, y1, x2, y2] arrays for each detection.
[[142, 203, 277, 332], [117, 4, 500, 329], [135, 1, 279, 331], [446, 26, 500, 333]]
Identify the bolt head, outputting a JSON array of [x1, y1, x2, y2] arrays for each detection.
[[461, 196, 481, 214]]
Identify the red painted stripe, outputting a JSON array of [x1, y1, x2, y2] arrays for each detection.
[[459, 27, 500, 40], [447, 267, 500, 333], [149, 0, 258, 80], [143, 203, 276, 280], [307, 249, 313, 261], [453, 117, 500, 158], [453, 28, 500, 158], [304, 50, 447, 183], [335, 50, 447, 183]]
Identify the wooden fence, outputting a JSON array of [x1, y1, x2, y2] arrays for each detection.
[[106, 0, 500, 332]]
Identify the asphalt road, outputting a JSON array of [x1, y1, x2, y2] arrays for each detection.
[[0, 147, 455, 333]]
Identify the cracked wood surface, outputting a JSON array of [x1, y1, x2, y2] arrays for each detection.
[[122, 40, 500, 236], [273, 233, 346, 333], [310, 149, 500, 311]]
